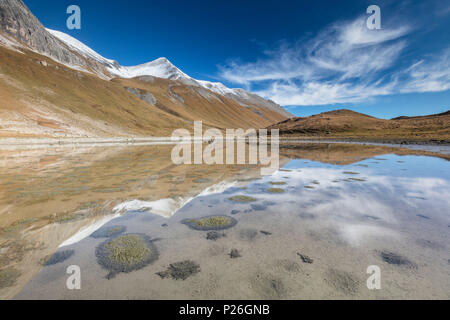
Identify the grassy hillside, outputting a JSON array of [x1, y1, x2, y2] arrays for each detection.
[[269, 109, 450, 142], [0, 45, 194, 137], [116, 77, 287, 130], [0, 45, 288, 138]]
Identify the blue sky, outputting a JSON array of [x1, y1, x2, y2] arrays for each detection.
[[24, 0, 449, 119]]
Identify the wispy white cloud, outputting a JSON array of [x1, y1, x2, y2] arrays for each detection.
[[398, 49, 450, 93], [219, 15, 450, 106]]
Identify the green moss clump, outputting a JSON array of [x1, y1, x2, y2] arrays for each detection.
[[96, 234, 159, 279], [182, 215, 237, 231], [304, 186, 315, 189], [270, 181, 287, 186], [106, 235, 150, 265], [0, 267, 21, 289], [228, 195, 257, 203], [195, 216, 229, 227], [267, 188, 285, 194], [343, 171, 360, 175]]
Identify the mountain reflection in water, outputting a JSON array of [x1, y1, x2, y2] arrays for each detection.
[[0, 143, 448, 299]]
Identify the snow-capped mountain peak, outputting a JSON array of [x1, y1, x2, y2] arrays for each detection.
[[34, 29, 289, 117], [111, 57, 196, 84]]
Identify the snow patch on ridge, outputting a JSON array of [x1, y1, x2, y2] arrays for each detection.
[[47, 29, 116, 66]]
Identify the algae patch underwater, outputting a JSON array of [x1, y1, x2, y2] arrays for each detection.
[[228, 195, 257, 203], [96, 234, 159, 279], [182, 215, 237, 231]]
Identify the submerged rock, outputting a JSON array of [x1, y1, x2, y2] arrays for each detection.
[[239, 229, 258, 241], [326, 269, 360, 295], [156, 260, 200, 280], [206, 231, 226, 241], [96, 234, 159, 279], [229, 249, 241, 259], [44, 250, 75, 266], [251, 204, 267, 211], [380, 251, 416, 268], [267, 188, 285, 194], [90, 225, 126, 239], [182, 215, 237, 231], [297, 253, 314, 264], [299, 213, 316, 220]]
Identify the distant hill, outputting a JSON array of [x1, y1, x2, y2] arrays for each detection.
[[268, 109, 450, 143]]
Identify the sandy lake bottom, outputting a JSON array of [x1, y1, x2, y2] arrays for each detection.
[[0, 143, 449, 299]]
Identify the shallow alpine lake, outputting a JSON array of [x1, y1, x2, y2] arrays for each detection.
[[1, 143, 449, 299]]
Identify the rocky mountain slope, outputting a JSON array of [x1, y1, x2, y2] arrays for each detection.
[[0, 0, 290, 138], [269, 109, 450, 142]]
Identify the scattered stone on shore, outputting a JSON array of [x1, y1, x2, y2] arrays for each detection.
[[228, 195, 258, 203], [161, 224, 168, 228], [206, 231, 226, 241], [156, 260, 200, 280], [297, 253, 314, 264], [90, 225, 126, 239], [96, 234, 159, 279], [229, 249, 241, 259], [260, 231, 272, 236], [44, 250, 75, 266], [231, 210, 240, 215], [0, 267, 21, 289], [194, 178, 212, 184], [182, 215, 237, 231]]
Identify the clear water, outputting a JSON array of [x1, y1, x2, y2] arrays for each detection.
[[1, 144, 449, 299]]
